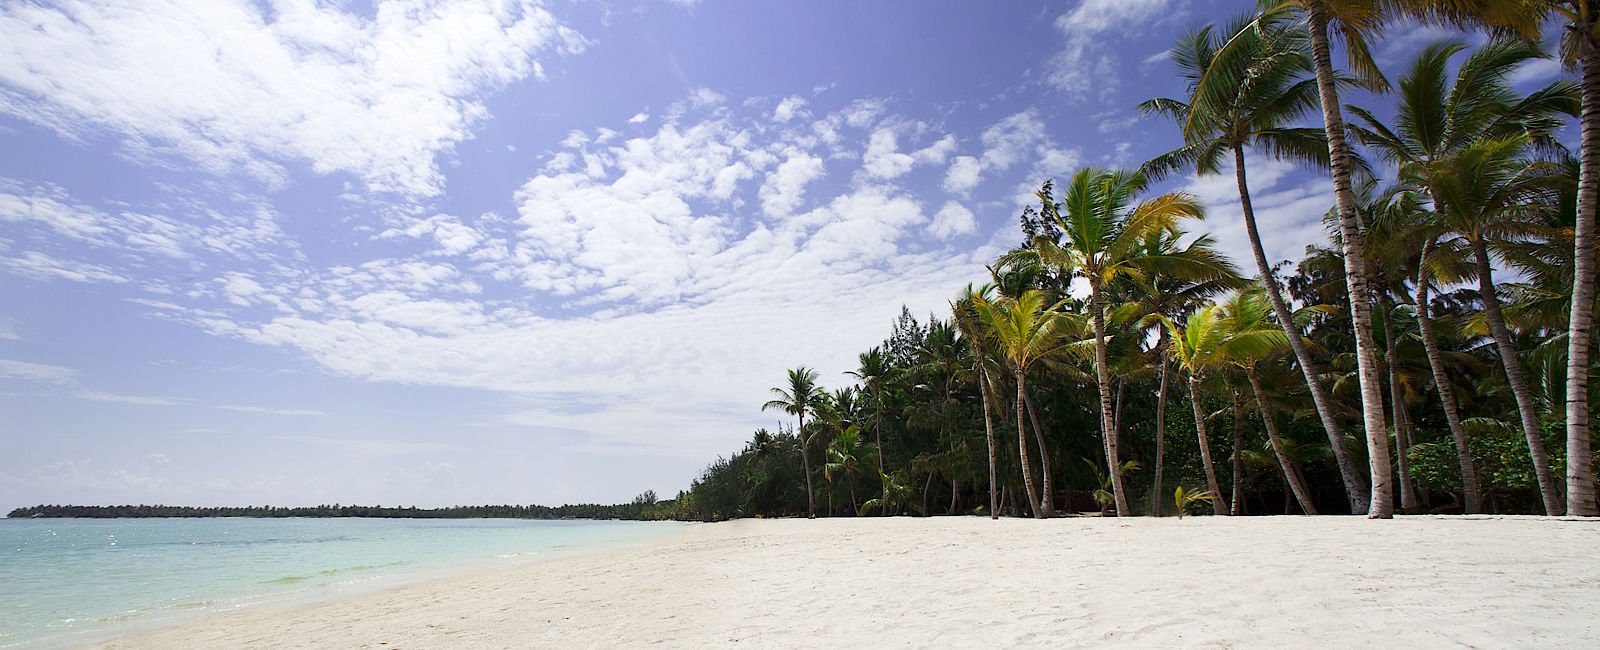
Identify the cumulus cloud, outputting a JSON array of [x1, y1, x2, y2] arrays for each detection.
[[943, 156, 982, 195], [0, 0, 586, 196], [1046, 0, 1173, 102], [929, 201, 977, 239]]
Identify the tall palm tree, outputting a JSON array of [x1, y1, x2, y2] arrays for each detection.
[[1216, 287, 1321, 514], [1008, 170, 1221, 516], [1165, 304, 1235, 515], [847, 348, 894, 514], [1259, 0, 1555, 517], [1350, 39, 1577, 514], [952, 287, 1004, 519], [1533, 0, 1600, 517], [1245, 0, 1393, 516], [1119, 230, 1244, 515], [1140, 13, 1372, 513], [763, 367, 825, 517], [974, 288, 1076, 518], [825, 425, 875, 515]]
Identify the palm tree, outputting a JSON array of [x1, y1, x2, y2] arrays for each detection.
[[973, 288, 1075, 518], [825, 425, 876, 515], [1119, 230, 1244, 515], [1350, 39, 1577, 514], [1216, 287, 1320, 514], [952, 287, 1003, 519], [763, 367, 825, 517], [1543, 0, 1600, 517], [847, 348, 894, 514], [1007, 170, 1221, 516], [1140, 13, 1372, 513], [1165, 304, 1234, 515], [1239, 0, 1394, 516]]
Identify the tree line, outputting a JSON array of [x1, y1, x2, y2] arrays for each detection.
[[675, 1, 1600, 521], [8, 493, 675, 520]]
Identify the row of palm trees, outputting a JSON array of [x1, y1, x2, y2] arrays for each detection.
[[678, 2, 1600, 520]]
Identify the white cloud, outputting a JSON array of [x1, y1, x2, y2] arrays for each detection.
[[760, 150, 827, 218], [629, 112, 650, 124], [1046, 0, 1173, 102], [771, 95, 809, 123], [862, 128, 916, 179], [0, 359, 76, 383], [0, 0, 586, 196], [981, 112, 1046, 170], [77, 391, 190, 407], [943, 156, 982, 195], [929, 201, 977, 239]]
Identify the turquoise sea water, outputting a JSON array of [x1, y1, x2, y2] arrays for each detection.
[[0, 517, 684, 647]]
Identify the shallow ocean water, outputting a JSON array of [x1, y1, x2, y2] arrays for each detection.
[[0, 517, 684, 647]]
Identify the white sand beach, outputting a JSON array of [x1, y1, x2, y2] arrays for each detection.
[[93, 516, 1599, 649]]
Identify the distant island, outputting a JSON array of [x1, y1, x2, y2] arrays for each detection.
[[7, 492, 681, 521]]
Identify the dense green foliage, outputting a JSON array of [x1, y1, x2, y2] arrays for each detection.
[[678, 8, 1600, 521], [8, 494, 677, 520]]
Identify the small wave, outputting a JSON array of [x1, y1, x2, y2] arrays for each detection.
[[262, 560, 412, 585]]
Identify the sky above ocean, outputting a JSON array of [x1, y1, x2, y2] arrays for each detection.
[[0, 1, 1563, 508]]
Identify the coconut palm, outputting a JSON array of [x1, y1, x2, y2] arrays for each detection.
[[1116, 230, 1244, 515], [1140, 13, 1373, 513], [825, 425, 876, 515], [1349, 38, 1577, 513], [951, 287, 1004, 519], [1165, 304, 1235, 515], [1215, 287, 1321, 514], [973, 288, 1076, 518], [847, 348, 895, 514], [762, 367, 825, 517], [1006, 169, 1221, 516], [1543, 0, 1600, 517]]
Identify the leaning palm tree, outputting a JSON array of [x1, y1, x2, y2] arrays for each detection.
[[1164, 304, 1234, 515], [763, 367, 825, 517], [1118, 230, 1244, 515], [951, 287, 1003, 519], [1350, 39, 1577, 514], [973, 288, 1076, 518], [1253, 0, 1548, 517], [1140, 13, 1372, 513], [1006, 170, 1221, 516], [1216, 287, 1321, 514]]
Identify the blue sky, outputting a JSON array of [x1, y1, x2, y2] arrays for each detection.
[[0, 1, 1562, 509]]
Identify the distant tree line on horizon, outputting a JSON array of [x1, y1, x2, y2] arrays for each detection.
[[675, 2, 1600, 522], [9, 492, 676, 520]]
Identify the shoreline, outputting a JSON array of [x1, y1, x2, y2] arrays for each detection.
[[84, 515, 1599, 648]]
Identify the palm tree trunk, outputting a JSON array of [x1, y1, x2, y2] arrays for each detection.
[[874, 414, 887, 516], [1022, 391, 1056, 516], [1187, 373, 1228, 515], [979, 364, 1000, 519], [1304, 3, 1392, 518], [1246, 367, 1318, 514], [1015, 370, 1045, 518], [1568, 43, 1600, 517], [1471, 238, 1563, 514], [799, 414, 815, 517], [1229, 384, 1247, 516], [1150, 346, 1171, 516], [1092, 280, 1131, 516], [1231, 144, 1371, 513], [1380, 299, 1421, 513], [1415, 239, 1482, 512]]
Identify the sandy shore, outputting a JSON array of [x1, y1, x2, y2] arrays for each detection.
[[91, 515, 1598, 649]]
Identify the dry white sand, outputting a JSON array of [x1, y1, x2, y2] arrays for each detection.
[[92, 515, 1599, 649]]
